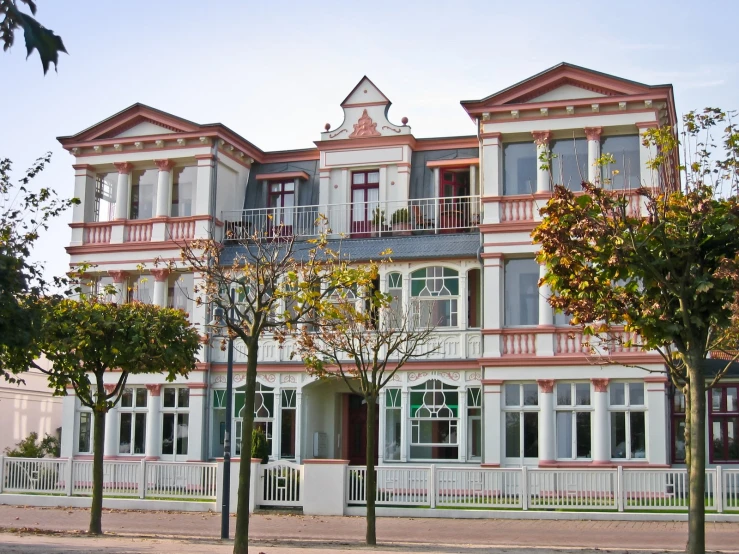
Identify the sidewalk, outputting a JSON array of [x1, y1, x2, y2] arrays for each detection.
[[0, 505, 738, 552]]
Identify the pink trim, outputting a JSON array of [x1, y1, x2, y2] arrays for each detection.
[[302, 459, 350, 464], [194, 154, 214, 161], [584, 126, 603, 141], [479, 355, 662, 367], [531, 130, 551, 146], [154, 159, 175, 172], [644, 375, 669, 383], [479, 106, 659, 126], [480, 463, 500, 468], [592, 378, 610, 393], [636, 120, 659, 129], [113, 162, 132, 175], [145, 384, 162, 396], [481, 379, 504, 385], [537, 379, 555, 393], [103, 384, 117, 394], [426, 157, 480, 168], [144, 456, 160, 461], [187, 382, 208, 389], [479, 222, 537, 234], [254, 171, 310, 181], [151, 268, 170, 282], [107, 270, 128, 283]]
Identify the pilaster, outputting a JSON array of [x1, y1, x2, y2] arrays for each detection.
[[537, 379, 555, 463], [144, 384, 161, 460], [592, 378, 610, 464], [482, 379, 502, 466]]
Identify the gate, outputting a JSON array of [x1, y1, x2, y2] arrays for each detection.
[[259, 460, 303, 508]]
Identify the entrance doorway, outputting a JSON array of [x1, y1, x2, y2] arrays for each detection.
[[345, 393, 379, 466]]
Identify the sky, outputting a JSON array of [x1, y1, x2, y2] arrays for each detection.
[[2, 0, 737, 284]]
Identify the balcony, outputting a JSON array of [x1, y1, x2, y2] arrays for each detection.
[[222, 195, 482, 241], [70, 216, 214, 247]]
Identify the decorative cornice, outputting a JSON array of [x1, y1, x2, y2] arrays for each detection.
[[154, 159, 175, 172], [145, 384, 162, 396], [113, 162, 133, 175], [592, 378, 610, 393], [151, 268, 170, 282], [531, 130, 551, 146], [537, 379, 555, 393], [108, 270, 128, 283], [584, 126, 603, 141]]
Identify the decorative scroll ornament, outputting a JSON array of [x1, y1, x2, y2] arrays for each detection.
[[349, 109, 381, 138]]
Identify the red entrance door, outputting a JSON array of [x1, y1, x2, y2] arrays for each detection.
[[346, 394, 379, 466]]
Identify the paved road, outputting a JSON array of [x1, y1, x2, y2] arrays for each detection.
[[0, 505, 738, 553]]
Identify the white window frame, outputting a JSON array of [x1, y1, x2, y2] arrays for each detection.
[[384, 388, 402, 461], [467, 387, 482, 461], [409, 378, 461, 462], [235, 382, 274, 458], [502, 382, 539, 462], [279, 389, 297, 459], [75, 399, 94, 455], [609, 381, 647, 460], [161, 387, 190, 459], [410, 266, 459, 329], [555, 382, 592, 460], [118, 387, 148, 456]]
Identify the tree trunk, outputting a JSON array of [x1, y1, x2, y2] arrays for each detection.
[[686, 359, 706, 554], [233, 338, 258, 554], [365, 393, 377, 546], [89, 408, 106, 535]]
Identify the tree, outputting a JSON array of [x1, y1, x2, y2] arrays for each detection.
[[33, 297, 201, 535], [293, 260, 438, 546], [179, 225, 334, 554], [532, 109, 739, 554], [4, 431, 59, 458], [0, 153, 77, 382], [1, 0, 66, 73]]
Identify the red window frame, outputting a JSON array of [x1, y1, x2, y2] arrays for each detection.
[[708, 384, 739, 463], [350, 170, 379, 237], [267, 181, 295, 234], [670, 388, 686, 463]]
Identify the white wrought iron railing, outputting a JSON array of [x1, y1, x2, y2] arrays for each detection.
[[222, 195, 482, 240]]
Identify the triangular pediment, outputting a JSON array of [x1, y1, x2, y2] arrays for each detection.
[[65, 104, 201, 142], [461, 63, 660, 113], [341, 76, 391, 107]]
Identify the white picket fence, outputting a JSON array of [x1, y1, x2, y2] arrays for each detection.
[[347, 465, 739, 512], [0, 456, 217, 500]]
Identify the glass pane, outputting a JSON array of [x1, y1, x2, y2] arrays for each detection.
[[523, 384, 538, 406], [575, 384, 591, 406], [177, 413, 189, 455], [503, 142, 537, 195], [674, 420, 686, 462], [78, 413, 91, 453], [367, 171, 380, 184], [728, 418, 738, 461], [610, 383, 625, 406], [281, 408, 296, 458], [523, 412, 539, 458], [557, 383, 571, 406], [162, 413, 174, 455], [384, 408, 401, 461], [504, 259, 539, 326], [713, 389, 723, 412], [119, 413, 132, 454], [505, 412, 520, 458], [134, 413, 146, 454], [211, 406, 226, 458], [601, 135, 640, 189], [121, 388, 133, 408], [163, 388, 176, 408], [94, 173, 117, 222], [556, 411, 573, 458], [551, 138, 588, 191], [468, 417, 482, 459], [629, 383, 645, 406], [611, 412, 626, 458], [171, 166, 196, 217], [673, 390, 686, 413], [728, 388, 738, 412], [130, 169, 158, 220], [576, 412, 591, 458], [282, 389, 297, 408], [505, 384, 520, 407], [352, 173, 365, 185], [712, 421, 724, 461], [178, 388, 190, 408], [135, 388, 148, 408]]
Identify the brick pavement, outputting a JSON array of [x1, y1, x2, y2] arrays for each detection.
[[0, 505, 738, 552]]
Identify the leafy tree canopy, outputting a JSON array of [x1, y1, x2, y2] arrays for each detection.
[[4, 431, 59, 458]]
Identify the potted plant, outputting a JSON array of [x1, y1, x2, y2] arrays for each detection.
[[391, 208, 411, 236], [370, 207, 385, 237]]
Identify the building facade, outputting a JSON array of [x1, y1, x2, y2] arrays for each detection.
[[57, 63, 738, 469]]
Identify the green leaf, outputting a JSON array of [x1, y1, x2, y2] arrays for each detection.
[[15, 10, 67, 74]]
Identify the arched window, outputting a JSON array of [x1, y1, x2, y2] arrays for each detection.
[[409, 379, 459, 460], [234, 383, 274, 456], [410, 267, 458, 327]]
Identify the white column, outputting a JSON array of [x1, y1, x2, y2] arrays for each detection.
[[145, 385, 161, 460], [70, 165, 96, 246], [482, 379, 502, 466], [646, 377, 668, 465], [113, 162, 132, 220], [537, 263, 555, 356], [151, 269, 170, 307], [400, 389, 409, 462], [295, 390, 303, 463], [194, 154, 214, 219], [154, 159, 174, 218], [637, 121, 658, 188], [458, 389, 467, 463], [108, 271, 128, 304], [103, 385, 119, 457], [377, 389, 386, 465], [482, 255, 503, 357], [532, 131, 550, 193], [272, 388, 281, 460], [585, 127, 602, 184], [592, 378, 610, 464], [537, 380, 555, 464], [60, 389, 77, 458], [187, 384, 206, 461]]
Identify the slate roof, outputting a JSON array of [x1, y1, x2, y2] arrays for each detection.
[[220, 232, 482, 265]]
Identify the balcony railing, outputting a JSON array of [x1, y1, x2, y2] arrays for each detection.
[[222, 195, 482, 240]]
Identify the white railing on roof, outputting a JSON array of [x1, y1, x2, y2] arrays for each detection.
[[222, 195, 482, 240]]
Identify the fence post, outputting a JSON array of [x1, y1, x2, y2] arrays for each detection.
[[616, 466, 624, 512], [716, 466, 723, 513], [139, 459, 146, 499], [65, 458, 73, 496], [0, 454, 4, 494], [429, 465, 436, 508], [521, 466, 528, 511]]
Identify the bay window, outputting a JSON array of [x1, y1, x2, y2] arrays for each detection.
[[410, 266, 459, 328], [503, 142, 537, 195], [118, 387, 147, 455], [161, 387, 189, 457], [551, 138, 588, 191], [504, 259, 538, 326], [130, 169, 158, 220], [409, 379, 459, 460], [503, 383, 539, 460], [609, 382, 646, 459], [556, 382, 592, 459]]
